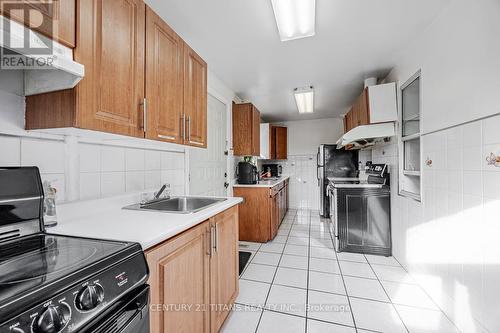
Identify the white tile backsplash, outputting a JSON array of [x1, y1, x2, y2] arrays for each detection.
[[79, 143, 101, 173], [145, 150, 161, 170], [125, 148, 145, 171], [101, 172, 126, 197], [0, 135, 21, 166], [79, 172, 101, 199], [125, 170, 145, 192], [21, 138, 65, 174], [101, 146, 125, 172], [145, 170, 162, 189]]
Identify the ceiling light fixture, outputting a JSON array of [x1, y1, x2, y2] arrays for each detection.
[[271, 0, 316, 41], [294, 86, 314, 114]]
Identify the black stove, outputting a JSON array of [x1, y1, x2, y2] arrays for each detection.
[[0, 167, 149, 333]]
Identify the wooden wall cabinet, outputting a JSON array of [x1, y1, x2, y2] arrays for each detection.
[[0, 0, 76, 48], [234, 179, 289, 242], [343, 83, 397, 133], [145, 7, 184, 144], [232, 103, 260, 156], [146, 206, 239, 333], [259, 124, 287, 160], [184, 45, 208, 148], [25, 2, 208, 148], [274, 126, 287, 160]]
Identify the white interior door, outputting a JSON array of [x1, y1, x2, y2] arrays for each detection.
[[189, 94, 228, 196]]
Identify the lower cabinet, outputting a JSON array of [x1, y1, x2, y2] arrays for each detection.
[[209, 208, 239, 332], [234, 179, 289, 243], [145, 206, 239, 333]]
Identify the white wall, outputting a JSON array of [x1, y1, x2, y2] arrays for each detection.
[[279, 118, 344, 155], [374, 0, 500, 332], [388, 0, 500, 134]]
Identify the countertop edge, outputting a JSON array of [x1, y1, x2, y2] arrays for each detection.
[[140, 198, 243, 250], [233, 175, 290, 188]]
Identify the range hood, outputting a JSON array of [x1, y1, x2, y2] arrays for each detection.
[[336, 122, 395, 149], [0, 15, 84, 96]]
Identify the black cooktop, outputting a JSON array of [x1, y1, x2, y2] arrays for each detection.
[[0, 233, 141, 320]]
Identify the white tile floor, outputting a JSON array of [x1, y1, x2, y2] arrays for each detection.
[[222, 209, 461, 333]]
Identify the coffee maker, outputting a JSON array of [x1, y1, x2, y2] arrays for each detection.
[[237, 161, 258, 184]]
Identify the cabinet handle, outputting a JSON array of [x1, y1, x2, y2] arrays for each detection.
[[141, 98, 147, 133], [181, 113, 186, 141], [187, 116, 191, 142], [211, 225, 217, 254]]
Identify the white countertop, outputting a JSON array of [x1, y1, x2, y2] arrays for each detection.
[[233, 175, 290, 188], [49, 192, 243, 250]]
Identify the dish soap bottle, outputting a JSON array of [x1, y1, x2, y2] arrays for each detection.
[[43, 181, 58, 228]]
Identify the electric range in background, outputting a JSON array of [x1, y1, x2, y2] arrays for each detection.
[[0, 167, 150, 333]]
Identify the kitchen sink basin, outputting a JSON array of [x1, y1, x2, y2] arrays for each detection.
[[124, 196, 227, 214]]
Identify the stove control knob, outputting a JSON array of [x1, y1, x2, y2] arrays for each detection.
[[32, 303, 71, 333], [76, 283, 104, 311]]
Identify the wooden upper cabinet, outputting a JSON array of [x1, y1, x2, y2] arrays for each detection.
[[25, 2, 208, 147], [251, 107, 260, 156], [232, 103, 260, 156], [209, 207, 239, 333], [25, 0, 146, 137], [274, 126, 287, 159], [358, 89, 370, 126], [145, 7, 184, 143], [76, 0, 146, 137], [146, 221, 211, 333], [184, 45, 208, 148], [344, 83, 397, 133], [0, 0, 76, 48]]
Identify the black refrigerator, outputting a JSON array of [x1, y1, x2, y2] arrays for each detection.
[[317, 144, 359, 217]]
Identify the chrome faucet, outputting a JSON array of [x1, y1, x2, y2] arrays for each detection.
[[140, 184, 171, 207], [154, 183, 170, 200]]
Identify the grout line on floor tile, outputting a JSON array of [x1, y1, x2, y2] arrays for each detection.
[[363, 255, 410, 333], [253, 210, 297, 333]]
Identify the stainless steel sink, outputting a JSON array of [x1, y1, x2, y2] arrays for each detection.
[[124, 196, 227, 214]]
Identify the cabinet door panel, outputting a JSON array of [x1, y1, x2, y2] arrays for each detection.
[[270, 194, 279, 239], [358, 89, 370, 126], [76, 0, 145, 137], [0, 0, 76, 47], [346, 195, 364, 247], [184, 45, 207, 147], [365, 195, 391, 248], [146, 222, 211, 333], [210, 207, 239, 333], [275, 127, 287, 159], [251, 107, 260, 156], [145, 7, 183, 143]]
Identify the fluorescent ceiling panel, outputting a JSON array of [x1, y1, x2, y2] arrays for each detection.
[[271, 0, 316, 41], [294, 86, 314, 113]]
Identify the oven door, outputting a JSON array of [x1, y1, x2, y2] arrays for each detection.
[[81, 285, 150, 333]]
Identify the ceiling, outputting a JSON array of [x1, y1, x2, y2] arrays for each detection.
[[146, 0, 449, 122]]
